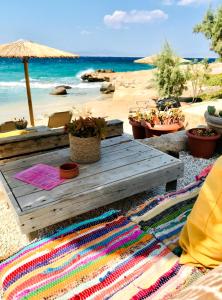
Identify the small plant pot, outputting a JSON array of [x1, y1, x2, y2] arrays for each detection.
[[187, 128, 221, 158], [69, 135, 101, 163], [141, 121, 184, 138], [60, 163, 79, 179], [15, 121, 28, 130], [129, 120, 146, 139]]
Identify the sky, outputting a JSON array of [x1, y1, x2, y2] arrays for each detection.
[[0, 0, 221, 58]]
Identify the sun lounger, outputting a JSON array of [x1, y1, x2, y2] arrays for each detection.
[[47, 111, 72, 128], [0, 121, 16, 133]]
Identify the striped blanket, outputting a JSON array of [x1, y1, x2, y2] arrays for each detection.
[[0, 210, 202, 300], [127, 180, 203, 256]]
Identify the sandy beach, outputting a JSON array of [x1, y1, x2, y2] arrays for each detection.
[[1, 63, 222, 134]]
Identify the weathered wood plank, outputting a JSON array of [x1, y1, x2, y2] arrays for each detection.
[[12, 150, 162, 197], [4, 144, 158, 189], [0, 135, 132, 172], [0, 136, 184, 234], [16, 155, 181, 212], [18, 162, 183, 233], [0, 119, 124, 159]]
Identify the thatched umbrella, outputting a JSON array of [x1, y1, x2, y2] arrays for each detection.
[[134, 54, 190, 65], [0, 40, 79, 126]]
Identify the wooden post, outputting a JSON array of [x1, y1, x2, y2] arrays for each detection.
[[23, 58, 35, 126]]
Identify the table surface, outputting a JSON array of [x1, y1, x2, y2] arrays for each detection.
[[0, 135, 184, 233]]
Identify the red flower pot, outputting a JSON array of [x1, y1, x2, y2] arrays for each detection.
[[187, 128, 221, 158], [141, 121, 184, 138], [129, 120, 146, 139], [60, 163, 79, 179]]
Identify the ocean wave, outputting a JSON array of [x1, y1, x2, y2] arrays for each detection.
[[0, 80, 101, 89]]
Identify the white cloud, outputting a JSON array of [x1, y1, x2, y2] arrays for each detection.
[[104, 10, 168, 29]]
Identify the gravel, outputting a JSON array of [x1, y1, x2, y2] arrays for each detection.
[[0, 151, 219, 261]]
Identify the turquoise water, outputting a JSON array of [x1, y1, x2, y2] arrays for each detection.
[[0, 57, 153, 106]]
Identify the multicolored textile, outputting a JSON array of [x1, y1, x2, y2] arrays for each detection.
[[0, 210, 201, 300], [127, 181, 203, 256]]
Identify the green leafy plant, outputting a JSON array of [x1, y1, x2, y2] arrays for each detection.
[[207, 106, 216, 115], [143, 108, 185, 127], [207, 106, 222, 118], [14, 117, 28, 130], [186, 59, 210, 102], [66, 117, 107, 139], [128, 111, 144, 123], [154, 42, 188, 99], [200, 88, 222, 101], [205, 73, 222, 87], [194, 6, 222, 59]]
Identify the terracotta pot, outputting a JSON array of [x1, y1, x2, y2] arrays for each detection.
[[60, 163, 79, 179], [141, 121, 184, 138], [187, 128, 221, 158], [129, 120, 146, 139], [69, 134, 101, 163]]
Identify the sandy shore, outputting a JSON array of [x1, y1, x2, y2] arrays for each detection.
[[0, 63, 222, 134]]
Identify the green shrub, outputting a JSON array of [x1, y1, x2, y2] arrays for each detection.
[[204, 73, 222, 86], [154, 42, 187, 99], [200, 89, 222, 101]]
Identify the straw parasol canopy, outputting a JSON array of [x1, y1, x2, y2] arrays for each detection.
[[0, 39, 79, 126], [134, 54, 190, 65]]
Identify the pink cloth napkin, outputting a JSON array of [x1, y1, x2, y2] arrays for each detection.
[[14, 163, 64, 190]]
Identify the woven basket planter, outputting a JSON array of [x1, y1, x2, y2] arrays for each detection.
[[69, 135, 101, 163]]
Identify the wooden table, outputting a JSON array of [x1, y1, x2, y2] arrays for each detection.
[[0, 135, 184, 234]]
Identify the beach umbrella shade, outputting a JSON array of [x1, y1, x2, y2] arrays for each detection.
[[134, 54, 190, 65], [0, 40, 79, 126]]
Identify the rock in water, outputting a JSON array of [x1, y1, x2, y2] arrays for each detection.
[[81, 69, 115, 82], [100, 83, 115, 94], [56, 85, 72, 89], [50, 87, 67, 95]]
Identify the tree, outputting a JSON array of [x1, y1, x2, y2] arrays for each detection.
[[186, 59, 210, 102], [194, 6, 222, 59], [155, 42, 187, 99]]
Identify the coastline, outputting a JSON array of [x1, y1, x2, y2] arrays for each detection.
[[1, 63, 222, 134]]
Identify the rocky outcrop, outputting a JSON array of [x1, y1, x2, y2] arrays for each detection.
[[50, 87, 67, 95], [100, 82, 115, 94], [140, 130, 188, 153], [81, 69, 115, 82]]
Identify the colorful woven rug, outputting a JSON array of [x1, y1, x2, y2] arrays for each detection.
[[127, 180, 203, 256], [0, 210, 202, 300]]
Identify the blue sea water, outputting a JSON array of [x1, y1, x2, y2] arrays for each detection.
[[0, 56, 153, 106]]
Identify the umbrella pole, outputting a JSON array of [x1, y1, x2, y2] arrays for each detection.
[[23, 58, 35, 126]]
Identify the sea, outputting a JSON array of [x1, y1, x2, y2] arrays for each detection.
[[0, 57, 153, 106], [0, 56, 216, 122]]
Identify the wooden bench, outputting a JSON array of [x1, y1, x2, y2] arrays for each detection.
[[0, 135, 184, 235], [0, 119, 123, 160]]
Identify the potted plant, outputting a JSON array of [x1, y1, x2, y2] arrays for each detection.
[[14, 117, 28, 130], [156, 98, 181, 111], [65, 116, 107, 163], [141, 108, 185, 137], [128, 111, 146, 139], [204, 106, 222, 134], [187, 128, 220, 158]]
